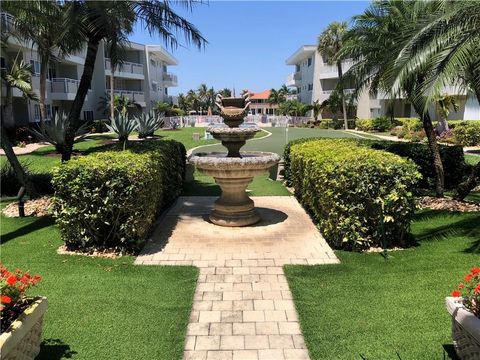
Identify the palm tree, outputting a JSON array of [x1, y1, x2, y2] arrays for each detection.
[[3, 1, 82, 130], [186, 89, 200, 113], [218, 88, 232, 97], [61, 0, 207, 161], [341, 0, 446, 196], [1, 51, 38, 197], [267, 89, 286, 106], [311, 100, 323, 120], [435, 94, 459, 134], [98, 93, 141, 117], [197, 83, 208, 114], [177, 93, 190, 112], [317, 21, 348, 130]]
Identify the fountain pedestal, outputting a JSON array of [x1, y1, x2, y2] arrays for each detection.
[[189, 94, 280, 227]]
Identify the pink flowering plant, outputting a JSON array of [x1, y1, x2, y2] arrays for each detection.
[[451, 267, 480, 317]]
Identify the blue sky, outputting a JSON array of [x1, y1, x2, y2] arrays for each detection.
[[129, 1, 369, 95]]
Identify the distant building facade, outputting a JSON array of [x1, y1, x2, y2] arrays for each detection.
[[248, 90, 278, 115], [285, 44, 480, 120]]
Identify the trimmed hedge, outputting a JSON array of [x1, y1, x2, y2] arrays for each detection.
[[287, 139, 420, 250], [52, 140, 186, 252], [452, 121, 480, 146], [285, 138, 468, 190]]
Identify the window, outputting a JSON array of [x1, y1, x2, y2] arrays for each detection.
[[307, 57, 312, 67], [83, 110, 94, 121], [0, 57, 5, 69], [33, 104, 40, 121], [46, 105, 52, 120], [295, 64, 300, 72], [48, 67, 56, 80], [152, 82, 158, 92], [308, 84, 313, 91], [164, 88, 168, 95], [150, 59, 156, 67], [29, 60, 40, 75], [163, 64, 167, 72]]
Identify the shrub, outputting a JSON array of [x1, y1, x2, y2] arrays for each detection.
[[395, 118, 422, 132], [136, 111, 160, 138], [90, 119, 110, 133], [107, 113, 137, 142], [450, 267, 480, 317], [372, 116, 393, 132], [0, 161, 53, 196], [30, 112, 90, 153], [453, 121, 480, 146], [367, 140, 468, 189], [52, 140, 186, 252], [356, 119, 374, 131], [287, 139, 420, 250]]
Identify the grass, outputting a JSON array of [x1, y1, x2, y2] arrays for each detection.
[[285, 209, 480, 360], [0, 198, 198, 360], [465, 153, 480, 165]]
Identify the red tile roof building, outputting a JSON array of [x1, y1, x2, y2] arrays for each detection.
[[248, 90, 278, 115]]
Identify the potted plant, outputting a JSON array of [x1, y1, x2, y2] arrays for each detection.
[[0, 265, 46, 360], [446, 267, 480, 359]]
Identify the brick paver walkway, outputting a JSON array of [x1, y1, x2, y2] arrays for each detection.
[[135, 196, 338, 360]]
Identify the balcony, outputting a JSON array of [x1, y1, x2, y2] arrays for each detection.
[[319, 88, 355, 101], [162, 72, 178, 87], [50, 78, 92, 100], [105, 58, 144, 79], [1, 12, 14, 32], [107, 90, 145, 106], [319, 60, 354, 79], [285, 72, 302, 87]]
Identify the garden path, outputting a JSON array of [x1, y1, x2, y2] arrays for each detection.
[[135, 196, 338, 360]]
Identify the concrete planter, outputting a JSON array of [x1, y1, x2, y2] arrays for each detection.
[[0, 297, 48, 360], [446, 296, 480, 359]]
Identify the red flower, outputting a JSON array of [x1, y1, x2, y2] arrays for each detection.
[[474, 285, 480, 294], [451, 290, 462, 297], [464, 274, 473, 282], [6, 275, 17, 285], [0, 295, 12, 304], [459, 283, 465, 289], [471, 267, 480, 275]]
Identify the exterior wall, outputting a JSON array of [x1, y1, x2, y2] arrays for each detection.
[[2, 34, 177, 126]]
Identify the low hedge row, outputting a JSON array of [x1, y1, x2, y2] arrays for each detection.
[[287, 139, 420, 250], [285, 138, 467, 190], [52, 140, 186, 253], [452, 121, 480, 146]]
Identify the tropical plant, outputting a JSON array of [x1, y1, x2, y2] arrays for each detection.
[[30, 112, 90, 153], [278, 100, 311, 117], [3, 0, 82, 130], [186, 89, 201, 113], [311, 100, 323, 120], [320, 90, 355, 120], [267, 89, 286, 106], [61, 0, 206, 161], [341, 0, 446, 197], [136, 111, 160, 138], [279, 84, 293, 98], [317, 21, 348, 129], [435, 94, 459, 134], [107, 112, 137, 144], [98, 93, 141, 117], [0, 47, 38, 197], [218, 88, 232, 97]]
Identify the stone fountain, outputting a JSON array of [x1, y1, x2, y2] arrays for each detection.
[[189, 93, 280, 227]]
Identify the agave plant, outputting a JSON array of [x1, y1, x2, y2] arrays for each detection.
[[135, 111, 160, 139], [30, 111, 89, 153], [107, 112, 137, 143]]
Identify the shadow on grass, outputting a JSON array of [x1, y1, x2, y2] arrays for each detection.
[[413, 209, 480, 253], [1, 216, 54, 244], [442, 344, 460, 360], [37, 339, 77, 359], [182, 181, 221, 196]]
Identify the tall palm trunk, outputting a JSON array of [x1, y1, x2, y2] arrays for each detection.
[[63, 37, 100, 161], [38, 55, 49, 130], [419, 109, 445, 197], [1, 85, 37, 197], [110, 70, 115, 121], [336, 60, 348, 130]]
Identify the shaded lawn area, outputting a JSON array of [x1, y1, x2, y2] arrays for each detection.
[[465, 153, 480, 165], [0, 198, 198, 360], [285, 209, 480, 359]]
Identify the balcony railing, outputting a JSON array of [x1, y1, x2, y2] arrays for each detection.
[[319, 60, 354, 74], [51, 78, 80, 93], [105, 58, 144, 75], [107, 90, 145, 103], [285, 72, 302, 87], [1, 12, 14, 32], [322, 88, 355, 95], [162, 72, 178, 86]]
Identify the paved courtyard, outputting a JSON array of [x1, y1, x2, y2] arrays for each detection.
[[135, 196, 339, 360]]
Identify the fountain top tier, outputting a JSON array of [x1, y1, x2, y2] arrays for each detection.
[[209, 93, 260, 157]]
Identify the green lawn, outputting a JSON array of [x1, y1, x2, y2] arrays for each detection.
[[0, 198, 198, 360], [285, 209, 479, 360], [465, 153, 480, 165]]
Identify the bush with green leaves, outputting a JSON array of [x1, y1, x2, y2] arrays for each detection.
[[107, 113, 137, 142], [356, 119, 374, 131], [52, 140, 186, 253], [135, 111, 161, 138], [356, 117, 393, 132], [30, 112, 89, 153], [286, 139, 420, 250], [453, 121, 480, 146], [0, 161, 53, 196]]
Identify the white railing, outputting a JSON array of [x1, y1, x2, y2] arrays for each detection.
[[321, 88, 355, 95], [319, 60, 354, 74], [161, 114, 312, 128], [163, 72, 178, 86], [105, 58, 144, 75], [51, 78, 80, 93], [107, 89, 145, 102], [1, 12, 14, 32]]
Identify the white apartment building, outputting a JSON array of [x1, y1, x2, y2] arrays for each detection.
[[285, 45, 480, 120], [1, 13, 178, 127]]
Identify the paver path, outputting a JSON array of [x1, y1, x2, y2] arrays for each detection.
[[135, 196, 339, 360]]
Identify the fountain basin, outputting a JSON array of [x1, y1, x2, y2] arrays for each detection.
[[189, 152, 280, 226], [208, 127, 261, 157]]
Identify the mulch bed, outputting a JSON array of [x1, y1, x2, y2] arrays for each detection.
[[417, 196, 480, 212], [57, 245, 122, 259], [2, 197, 52, 217]]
